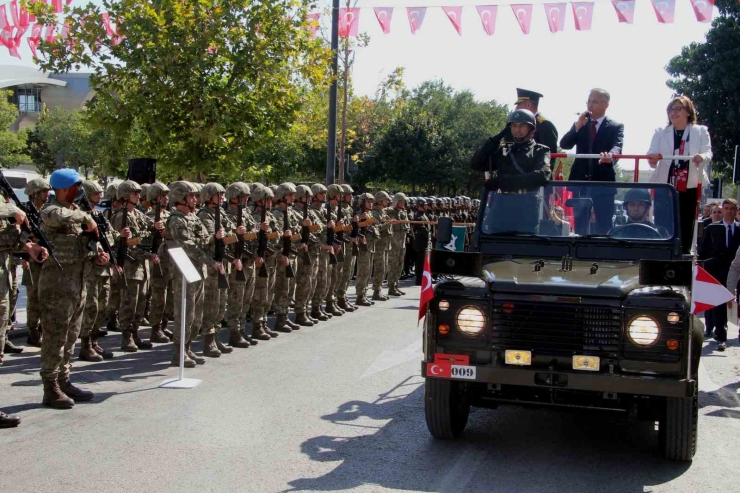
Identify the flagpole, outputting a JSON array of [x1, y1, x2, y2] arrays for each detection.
[[325, 0, 340, 186]]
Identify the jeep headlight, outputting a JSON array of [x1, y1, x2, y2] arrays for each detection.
[[628, 316, 659, 346], [457, 306, 486, 335]]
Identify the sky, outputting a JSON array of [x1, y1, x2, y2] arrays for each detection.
[[0, 0, 714, 173]]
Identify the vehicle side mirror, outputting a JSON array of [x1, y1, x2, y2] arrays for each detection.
[[437, 217, 453, 245]]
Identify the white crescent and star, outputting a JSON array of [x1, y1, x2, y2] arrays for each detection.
[[516, 8, 528, 21], [576, 6, 588, 20], [429, 364, 442, 376], [421, 270, 432, 295]]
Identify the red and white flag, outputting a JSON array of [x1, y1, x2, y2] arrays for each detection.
[[511, 4, 533, 35], [612, 0, 635, 24], [28, 23, 42, 58], [442, 6, 463, 35], [407, 7, 426, 34], [418, 252, 434, 324], [572, 2, 595, 30], [43, 23, 55, 43], [544, 3, 566, 34], [374, 7, 393, 34], [51, 0, 62, 14], [0, 4, 12, 34], [306, 12, 320, 38], [690, 0, 713, 23], [691, 265, 734, 315], [651, 0, 676, 24], [476, 5, 498, 35], [338, 7, 360, 37]]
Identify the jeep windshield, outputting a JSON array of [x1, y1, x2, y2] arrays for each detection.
[[474, 181, 680, 261]]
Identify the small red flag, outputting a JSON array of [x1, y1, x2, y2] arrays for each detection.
[[406, 7, 426, 34], [572, 2, 594, 30], [544, 4, 566, 33], [418, 252, 434, 324], [511, 4, 533, 35], [476, 5, 498, 35], [338, 7, 360, 37], [442, 6, 463, 35], [28, 23, 42, 58], [612, 0, 635, 24], [374, 7, 393, 34], [651, 0, 676, 23], [691, 265, 733, 314], [51, 0, 62, 14], [306, 12, 320, 38], [690, 0, 713, 23]]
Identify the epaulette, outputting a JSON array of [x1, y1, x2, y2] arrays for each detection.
[[536, 114, 545, 124]]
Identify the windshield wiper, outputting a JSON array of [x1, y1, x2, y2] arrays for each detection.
[[579, 234, 632, 246], [485, 231, 551, 242]]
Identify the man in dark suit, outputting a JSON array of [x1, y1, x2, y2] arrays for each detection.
[[560, 88, 624, 235], [698, 198, 740, 351], [471, 88, 558, 172]]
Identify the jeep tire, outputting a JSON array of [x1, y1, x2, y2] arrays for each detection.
[[425, 378, 470, 439], [660, 386, 698, 461]]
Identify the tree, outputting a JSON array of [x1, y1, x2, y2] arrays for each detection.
[[666, 0, 740, 177], [0, 90, 31, 168], [30, 0, 330, 178]]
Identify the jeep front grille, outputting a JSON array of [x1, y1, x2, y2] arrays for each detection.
[[491, 301, 621, 356]]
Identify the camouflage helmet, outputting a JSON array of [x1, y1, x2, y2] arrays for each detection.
[[275, 182, 297, 200], [192, 183, 204, 194], [251, 184, 274, 202], [104, 181, 121, 201], [415, 197, 428, 207], [359, 192, 374, 202], [82, 180, 104, 196], [140, 183, 150, 201], [25, 177, 51, 197], [374, 191, 391, 203], [311, 183, 328, 196], [391, 192, 408, 208], [269, 184, 278, 194], [327, 184, 343, 199], [117, 180, 142, 200], [147, 181, 170, 202], [201, 182, 226, 203], [341, 184, 354, 194], [226, 182, 250, 201], [434, 198, 443, 206], [295, 184, 313, 199], [169, 181, 198, 203], [426, 197, 435, 205]]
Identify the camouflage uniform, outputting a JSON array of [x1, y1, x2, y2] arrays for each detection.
[[271, 182, 301, 332], [385, 193, 410, 296], [103, 181, 123, 332], [145, 182, 173, 342], [337, 185, 358, 311], [309, 184, 333, 320], [354, 193, 378, 305], [21, 178, 50, 347], [292, 185, 321, 326], [0, 200, 21, 367], [111, 181, 156, 352], [250, 185, 280, 338], [325, 184, 347, 316], [371, 192, 393, 300], [196, 182, 236, 357]]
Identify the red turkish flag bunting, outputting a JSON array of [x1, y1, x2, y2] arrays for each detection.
[[338, 7, 360, 37], [374, 7, 393, 34], [690, 0, 714, 23], [43, 23, 55, 42], [612, 0, 635, 23], [544, 3, 566, 33], [442, 6, 463, 35], [418, 252, 434, 324], [476, 5, 498, 35], [651, 0, 676, 23], [407, 7, 426, 34], [28, 23, 42, 58], [691, 265, 734, 314], [306, 12, 320, 38], [101, 12, 116, 36], [571, 2, 594, 30], [0, 5, 11, 34], [51, 0, 62, 14], [511, 4, 533, 35]]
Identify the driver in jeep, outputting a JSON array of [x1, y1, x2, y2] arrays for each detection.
[[611, 188, 668, 238]]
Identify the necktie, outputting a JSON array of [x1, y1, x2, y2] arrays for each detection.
[[591, 121, 597, 141], [727, 224, 732, 247]]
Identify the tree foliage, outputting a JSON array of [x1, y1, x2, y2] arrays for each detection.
[[0, 91, 31, 168], [666, 0, 740, 177], [29, 0, 331, 178]]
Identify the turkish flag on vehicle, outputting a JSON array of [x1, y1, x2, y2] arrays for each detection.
[[691, 265, 734, 315], [418, 252, 434, 324]]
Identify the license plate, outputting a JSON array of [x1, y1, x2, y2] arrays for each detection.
[[451, 365, 476, 380]]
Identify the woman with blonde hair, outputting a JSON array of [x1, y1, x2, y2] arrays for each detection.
[[647, 95, 712, 253]]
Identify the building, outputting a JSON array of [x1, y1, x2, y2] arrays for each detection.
[[0, 65, 93, 131]]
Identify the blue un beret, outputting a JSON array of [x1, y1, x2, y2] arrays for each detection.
[[49, 168, 83, 189]]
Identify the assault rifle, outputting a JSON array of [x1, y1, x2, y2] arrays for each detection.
[[300, 200, 311, 266], [214, 203, 230, 289], [151, 199, 164, 277], [281, 207, 295, 278], [325, 199, 338, 265], [334, 199, 346, 263], [234, 200, 249, 282], [257, 205, 268, 278], [0, 171, 61, 269]]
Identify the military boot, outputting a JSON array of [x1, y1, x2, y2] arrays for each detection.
[[171, 346, 196, 368], [243, 330, 258, 345], [332, 300, 346, 314], [307, 311, 320, 323], [355, 295, 373, 307], [295, 312, 314, 327], [132, 328, 153, 350], [396, 286, 407, 295], [337, 298, 355, 312], [107, 314, 121, 332], [0, 411, 20, 428], [388, 285, 404, 297], [121, 330, 139, 353], [372, 290, 389, 301], [4, 340, 22, 354], [59, 378, 94, 402], [252, 321, 272, 341], [202, 334, 221, 358], [263, 320, 280, 338], [185, 342, 206, 365], [311, 306, 329, 321], [27, 326, 42, 347], [149, 324, 170, 344], [228, 331, 251, 348], [91, 336, 114, 360], [42, 379, 75, 409], [79, 337, 103, 362], [163, 326, 174, 341], [285, 316, 301, 331], [274, 314, 292, 333], [214, 331, 233, 354], [325, 301, 343, 317], [320, 305, 333, 319]]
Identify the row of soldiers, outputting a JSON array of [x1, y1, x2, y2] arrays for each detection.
[[3, 169, 470, 420]]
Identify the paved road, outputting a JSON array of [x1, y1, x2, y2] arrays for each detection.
[[1, 279, 739, 492]]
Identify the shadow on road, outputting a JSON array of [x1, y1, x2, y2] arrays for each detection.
[[287, 377, 691, 492]]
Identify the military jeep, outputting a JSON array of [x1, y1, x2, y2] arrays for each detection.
[[422, 181, 702, 462]]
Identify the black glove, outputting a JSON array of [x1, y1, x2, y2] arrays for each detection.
[[485, 177, 500, 190]]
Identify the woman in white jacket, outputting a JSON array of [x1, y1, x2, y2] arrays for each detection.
[[647, 96, 712, 253]]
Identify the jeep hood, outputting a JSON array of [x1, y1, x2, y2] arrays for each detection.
[[482, 259, 640, 298]]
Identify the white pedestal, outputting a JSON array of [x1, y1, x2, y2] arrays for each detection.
[[159, 377, 201, 389]]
